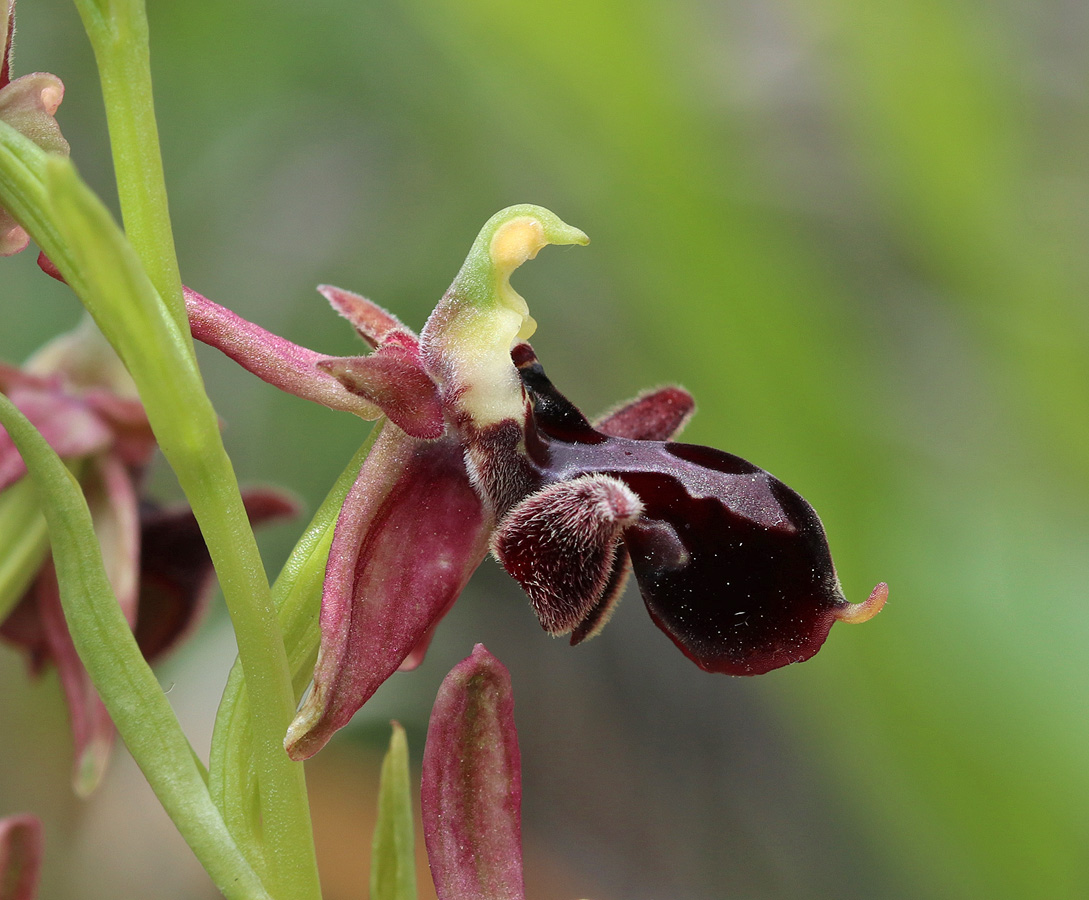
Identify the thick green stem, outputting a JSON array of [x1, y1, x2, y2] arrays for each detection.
[[71, 0, 186, 333]]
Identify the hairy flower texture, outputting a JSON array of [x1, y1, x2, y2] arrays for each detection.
[[0, 0, 68, 256], [186, 204, 885, 760], [0, 814, 42, 900], [0, 320, 296, 793]]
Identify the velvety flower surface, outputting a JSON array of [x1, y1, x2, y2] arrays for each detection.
[[0, 320, 297, 793], [0, 0, 69, 256], [186, 204, 885, 760], [0, 814, 42, 900]]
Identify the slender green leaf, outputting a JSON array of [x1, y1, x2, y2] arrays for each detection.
[[41, 155, 321, 900], [372, 722, 417, 900]]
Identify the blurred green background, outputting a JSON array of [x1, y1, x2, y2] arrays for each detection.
[[2, 0, 1088, 898]]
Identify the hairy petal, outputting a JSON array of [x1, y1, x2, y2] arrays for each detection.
[[422, 645, 524, 900], [317, 352, 444, 439], [318, 284, 411, 348], [594, 385, 695, 441], [570, 543, 630, 645], [0, 813, 43, 900], [285, 428, 491, 760], [1, 1, 13, 91], [493, 474, 642, 635]]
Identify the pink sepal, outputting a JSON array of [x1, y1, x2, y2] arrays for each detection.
[[33, 563, 115, 796], [285, 428, 491, 760], [184, 286, 383, 420], [0, 381, 113, 491]]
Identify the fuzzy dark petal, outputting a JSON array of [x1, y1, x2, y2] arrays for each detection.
[[493, 474, 642, 635], [570, 542, 631, 645]]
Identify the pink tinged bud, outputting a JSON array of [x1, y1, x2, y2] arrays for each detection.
[[0, 73, 68, 152], [285, 427, 492, 760], [422, 645, 524, 900], [492, 474, 642, 635], [0, 813, 43, 900], [0, 1, 67, 258]]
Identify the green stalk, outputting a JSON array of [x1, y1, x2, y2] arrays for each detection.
[[70, 0, 187, 333], [0, 394, 272, 900], [209, 430, 380, 862]]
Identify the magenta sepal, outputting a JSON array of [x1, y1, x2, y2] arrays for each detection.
[[284, 427, 492, 760], [0, 813, 43, 900], [186, 286, 445, 437], [422, 644, 524, 900]]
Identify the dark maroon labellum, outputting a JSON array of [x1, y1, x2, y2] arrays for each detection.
[[506, 345, 868, 676]]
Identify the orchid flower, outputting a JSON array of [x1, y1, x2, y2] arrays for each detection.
[[186, 204, 886, 760], [0, 319, 296, 794], [0, 0, 68, 256]]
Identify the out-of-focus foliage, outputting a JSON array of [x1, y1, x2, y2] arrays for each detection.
[[1, 1, 1086, 898]]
